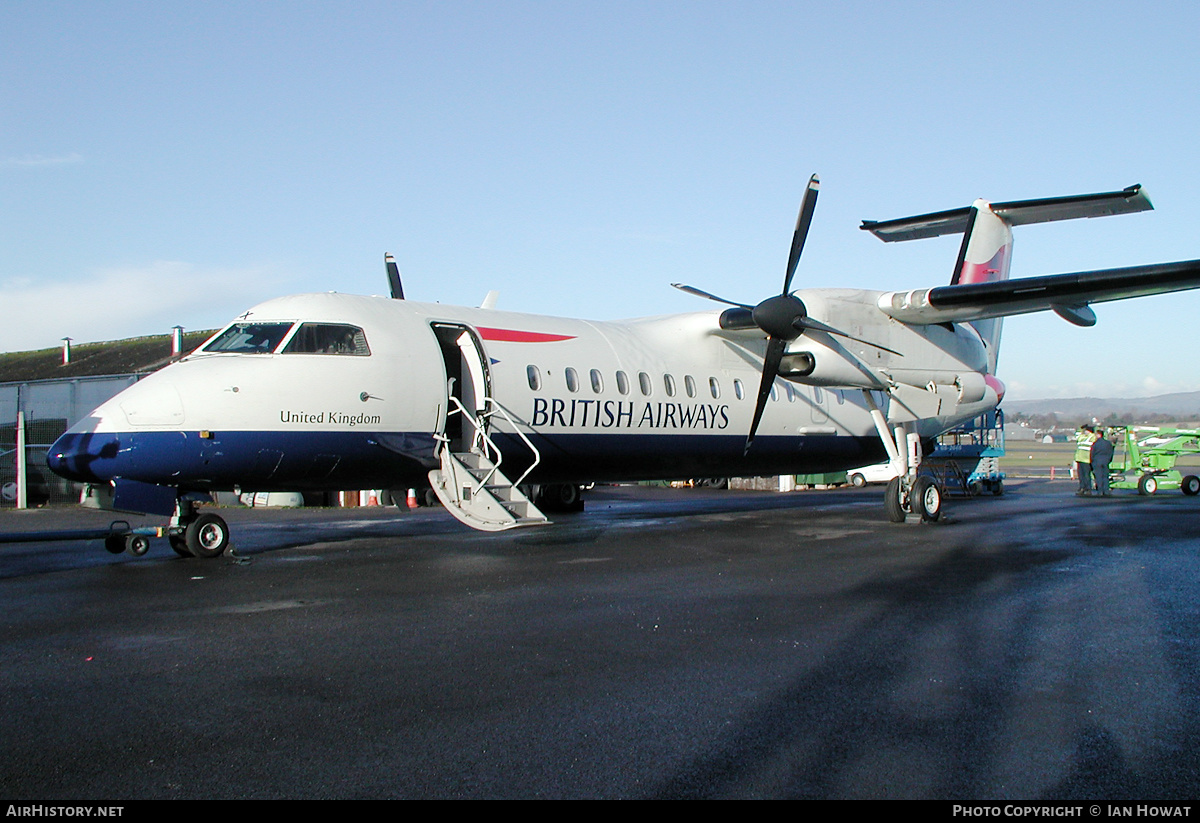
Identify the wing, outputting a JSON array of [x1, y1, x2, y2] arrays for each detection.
[[878, 259, 1200, 327]]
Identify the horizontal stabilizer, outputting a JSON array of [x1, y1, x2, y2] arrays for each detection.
[[880, 259, 1200, 324], [861, 185, 1151, 242]]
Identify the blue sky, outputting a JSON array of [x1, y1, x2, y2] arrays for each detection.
[[4, 1, 1200, 400]]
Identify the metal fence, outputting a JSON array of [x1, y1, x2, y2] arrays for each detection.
[[1, 375, 139, 507]]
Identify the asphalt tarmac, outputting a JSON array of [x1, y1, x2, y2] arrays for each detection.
[[2, 479, 1199, 800]]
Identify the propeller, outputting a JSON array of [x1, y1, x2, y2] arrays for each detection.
[[671, 175, 898, 455], [385, 253, 404, 299]]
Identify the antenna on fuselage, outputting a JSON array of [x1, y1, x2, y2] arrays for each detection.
[[385, 253, 404, 299]]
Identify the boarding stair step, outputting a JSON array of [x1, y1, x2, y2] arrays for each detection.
[[428, 448, 549, 532]]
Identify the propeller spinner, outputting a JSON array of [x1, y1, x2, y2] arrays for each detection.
[[671, 175, 896, 455]]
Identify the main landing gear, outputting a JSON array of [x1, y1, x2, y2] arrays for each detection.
[[865, 391, 943, 524], [885, 474, 943, 523], [168, 501, 231, 558]]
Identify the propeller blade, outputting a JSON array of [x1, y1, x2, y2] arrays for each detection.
[[782, 174, 820, 295], [671, 283, 748, 307], [385, 253, 404, 300], [674, 174, 854, 455], [745, 336, 787, 455], [797, 316, 903, 356]]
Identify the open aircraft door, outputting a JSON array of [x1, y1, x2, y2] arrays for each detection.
[[425, 322, 549, 531], [430, 322, 491, 452]]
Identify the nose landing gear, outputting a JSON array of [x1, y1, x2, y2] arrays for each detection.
[[169, 502, 231, 558]]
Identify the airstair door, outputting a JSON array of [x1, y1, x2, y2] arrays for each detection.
[[430, 323, 490, 451], [426, 322, 550, 531]]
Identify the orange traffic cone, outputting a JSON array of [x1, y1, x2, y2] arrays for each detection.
[[407, 488, 419, 509]]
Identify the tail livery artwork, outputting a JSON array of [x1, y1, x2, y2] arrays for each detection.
[[47, 179, 1200, 556]]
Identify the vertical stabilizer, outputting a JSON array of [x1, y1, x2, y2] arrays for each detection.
[[952, 201, 1013, 372]]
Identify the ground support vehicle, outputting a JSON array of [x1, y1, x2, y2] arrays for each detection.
[[845, 462, 897, 487], [0, 519, 164, 556], [919, 410, 1006, 497], [1107, 427, 1200, 496]]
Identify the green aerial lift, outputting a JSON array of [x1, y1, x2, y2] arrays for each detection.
[[1106, 426, 1200, 496]]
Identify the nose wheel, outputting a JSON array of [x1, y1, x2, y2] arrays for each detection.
[[169, 508, 231, 558]]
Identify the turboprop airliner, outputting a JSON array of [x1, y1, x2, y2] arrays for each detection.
[[47, 178, 1200, 557]]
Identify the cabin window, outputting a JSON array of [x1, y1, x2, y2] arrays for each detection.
[[664, 374, 676, 397], [733, 379, 745, 400], [204, 322, 295, 354], [281, 323, 371, 356], [709, 377, 721, 399], [616, 370, 630, 395], [526, 365, 541, 391], [684, 375, 696, 398], [638, 372, 652, 396], [770, 384, 778, 401], [565, 367, 580, 393], [590, 369, 604, 393]]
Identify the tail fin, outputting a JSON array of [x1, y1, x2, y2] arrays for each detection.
[[952, 202, 1012, 369], [861, 184, 1151, 372], [951, 202, 1012, 286]]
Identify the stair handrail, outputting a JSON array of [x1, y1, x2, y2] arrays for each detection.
[[478, 397, 542, 488], [443, 394, 543, 491], [444, 396, 504, 489]]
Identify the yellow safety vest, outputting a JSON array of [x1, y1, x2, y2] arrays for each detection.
[[1075, 432, 1097, 463]]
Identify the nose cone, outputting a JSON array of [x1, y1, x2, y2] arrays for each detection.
[[47, 366, 188, 485], [47, 431, 122, 483]]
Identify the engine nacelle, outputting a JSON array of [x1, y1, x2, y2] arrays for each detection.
[[780, 348, 887, 389], [954, 371, 989, 404]]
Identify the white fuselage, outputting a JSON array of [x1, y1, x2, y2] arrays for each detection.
[[48, 290, 1001, 497]]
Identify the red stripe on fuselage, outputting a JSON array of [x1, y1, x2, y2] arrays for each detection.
[[476, 326, 576, 343]]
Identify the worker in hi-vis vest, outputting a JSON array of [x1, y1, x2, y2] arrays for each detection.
[[1075, 425, 1098, 495]]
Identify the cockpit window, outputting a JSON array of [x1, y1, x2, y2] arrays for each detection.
[[281, 323, 371, 356], [203, 322, 294, 353]]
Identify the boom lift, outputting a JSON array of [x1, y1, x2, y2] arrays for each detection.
[[1106, 426, 1200, 496]]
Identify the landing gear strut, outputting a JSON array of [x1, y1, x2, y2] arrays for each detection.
[[866, 391, 943, 524]]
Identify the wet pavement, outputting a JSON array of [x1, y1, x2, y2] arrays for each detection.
[[2, 480, 1199, 799]]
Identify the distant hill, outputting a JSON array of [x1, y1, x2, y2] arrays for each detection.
[[1003, 391, 1200, 421]]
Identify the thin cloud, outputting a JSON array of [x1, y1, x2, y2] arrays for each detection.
[[0, 261, 286, 352], [1, 153, 84, 169]]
